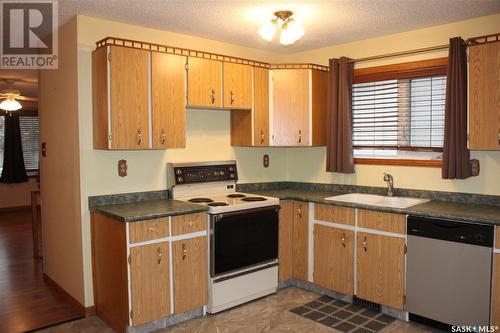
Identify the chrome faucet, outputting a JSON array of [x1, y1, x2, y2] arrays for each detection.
[[383, 173, 394, 197]]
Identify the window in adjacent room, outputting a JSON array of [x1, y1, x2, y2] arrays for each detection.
[[0, 114, 40, 175], [352, 57, 448, 167]]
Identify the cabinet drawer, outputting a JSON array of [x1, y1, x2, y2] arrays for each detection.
[[315, 204, 355, 226], [171, 213, 206, 236], [358, 209, 406, 234], [129, 218, 169, 243]]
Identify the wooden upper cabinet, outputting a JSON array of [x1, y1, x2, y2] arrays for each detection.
[[230, 67, 269, 146], [253, 67, 270, 146], [356, 232, 405, 310], [468, 41, 500, 150], [223, 62, 252, 109], [110, 46, 150, 149], [130, 242, 169, 326], [172, 236, 208, 314], [271, 69, 327, 146], [151, 52, 186, 148], [187, 57, 222, 108], [314, 224, 354, 295]]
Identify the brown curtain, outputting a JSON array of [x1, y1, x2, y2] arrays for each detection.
[[326, 57, 355, 173], [442, 37, 472, 179]]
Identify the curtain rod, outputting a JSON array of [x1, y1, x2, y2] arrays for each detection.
[[349, 44, 449, 63]]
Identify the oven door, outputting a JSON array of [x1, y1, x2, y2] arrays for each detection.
[[210, 206, 279, 277]]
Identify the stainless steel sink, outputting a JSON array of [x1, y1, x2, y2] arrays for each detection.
[[324, 193, 429, 209]]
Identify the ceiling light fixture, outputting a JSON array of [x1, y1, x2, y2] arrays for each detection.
[[0, 95, 22, 111], [258, 10, 304, 45]]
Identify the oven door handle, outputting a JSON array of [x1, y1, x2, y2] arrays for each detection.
[[213, 205, 280, 221]]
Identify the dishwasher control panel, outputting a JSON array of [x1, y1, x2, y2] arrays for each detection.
[[407, 216, 494, 247]]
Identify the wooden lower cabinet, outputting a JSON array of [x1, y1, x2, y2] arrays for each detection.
[[356, 232, 405, 309], [313, 225, 353, 295], [172, 236, 208, 314], [278, 201, 293, 281], [278, 200, 308, 282], [492, 254, 500, 326], [292, 201, 309, 281], [130, 242, 169, 326]]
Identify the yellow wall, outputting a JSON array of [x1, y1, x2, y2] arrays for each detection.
[[39, 18, 85, 305], [74, 14, 500, 306], [0, 178, 38, 209], [285, 14, 500, 195]]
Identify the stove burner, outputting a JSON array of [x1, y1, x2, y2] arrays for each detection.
[[208, 202, 229, 207], [188, 198, 214, 203], [241, 197, 267, 202], [227, 194, 246, 198]]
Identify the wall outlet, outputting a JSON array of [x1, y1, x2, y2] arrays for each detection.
[[263, 154, 269, 168]]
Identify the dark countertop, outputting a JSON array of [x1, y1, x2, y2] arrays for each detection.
[[246, 189, 500, 227], [91, 199, 209, 222]]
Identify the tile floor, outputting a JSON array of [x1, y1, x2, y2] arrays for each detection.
[[38, 287, 445, 333]]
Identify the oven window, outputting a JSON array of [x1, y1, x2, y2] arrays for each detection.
[[213, 207, 279, 276]]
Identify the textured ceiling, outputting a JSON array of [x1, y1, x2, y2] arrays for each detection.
[[58, 0, 500, 53]]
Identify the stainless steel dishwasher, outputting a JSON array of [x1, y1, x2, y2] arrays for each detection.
[[407, 216, 494, 327]]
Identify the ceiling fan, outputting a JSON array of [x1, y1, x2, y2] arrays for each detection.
[[0, 79, 38, 111]]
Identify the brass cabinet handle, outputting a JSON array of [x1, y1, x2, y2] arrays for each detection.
[[297, 206, 302, 218], [182, 243, 187, 260], [211, 89, 216, 104], [136, 128, 142, 145], [497, 129, 500, 145], [260, 130, 265, 144], [298, 130, 302, 144], [341, 232, 346, 248], [230, 91, 235, 105], [157, 247, 162, 264], [160, 129, 166, 145], [363, 237, 367, 252], [148, 227, 155, 233]]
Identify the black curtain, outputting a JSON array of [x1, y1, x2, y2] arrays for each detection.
[[0, 114, 28, 183]]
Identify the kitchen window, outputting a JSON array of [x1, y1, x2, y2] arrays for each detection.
[[352, 57, 448, 167], [0, 114, 40, 175]]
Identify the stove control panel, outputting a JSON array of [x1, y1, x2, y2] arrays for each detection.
[[171, 163, 238, 185]]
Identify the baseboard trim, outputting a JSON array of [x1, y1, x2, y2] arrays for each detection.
[[43, 273, 95, 317]]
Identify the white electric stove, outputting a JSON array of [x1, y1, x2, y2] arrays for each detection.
[[167, 161, 280, 314]]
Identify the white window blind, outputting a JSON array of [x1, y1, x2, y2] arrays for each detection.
[[19, 116, 40, 171], [352, 76, 446, 150], [0, 115, 40, 174]]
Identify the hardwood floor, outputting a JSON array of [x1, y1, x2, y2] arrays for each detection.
[[0, 209, 83, 333]]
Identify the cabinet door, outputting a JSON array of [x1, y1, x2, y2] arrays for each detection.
[[223, 62, 252, 109], [254, 67, 270, 146], [493, 254, 500, 326], [292, 201, 308, 281], [314, 225, 353, 295], [271, 69, 309, 146], [468, 41, 500, 150], [110, 46, 150, 149], [278, 201, 293, 281], [151, 52, 186, 148], [187, 57, 222, 108], [130, 242, 169, 326], [173, 236, 208, 314], [356, 232, 405, 309]]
